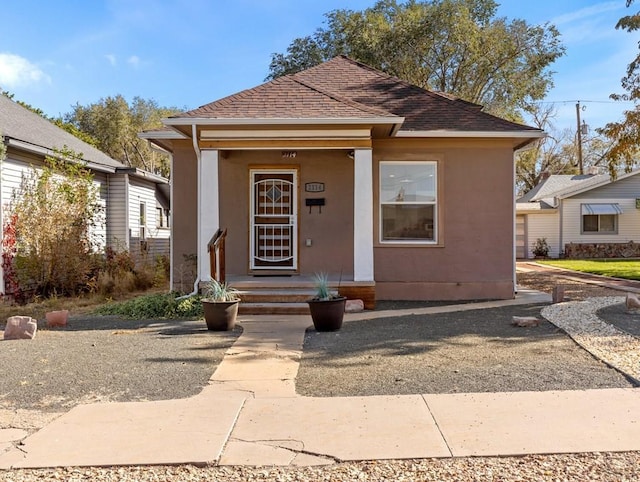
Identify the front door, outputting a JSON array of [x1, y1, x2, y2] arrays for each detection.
[[250, 169, 298, 271]]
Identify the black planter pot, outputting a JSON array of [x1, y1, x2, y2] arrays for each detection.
[[202, 300, 239, 331], [307, 297, 346, 331]]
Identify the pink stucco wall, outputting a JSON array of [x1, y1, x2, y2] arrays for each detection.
[[170, 138, 516, 300]]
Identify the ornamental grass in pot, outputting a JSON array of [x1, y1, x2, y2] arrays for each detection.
[[307, 272, 346, 332], [202, 279, 240, 331]]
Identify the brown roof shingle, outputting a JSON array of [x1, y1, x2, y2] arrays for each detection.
[[175, 56, 539, 133]]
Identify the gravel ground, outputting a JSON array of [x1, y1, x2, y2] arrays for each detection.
[[0, 316, 241, 411], [3, 269, 640, 481], [296, 303, 635, 397]]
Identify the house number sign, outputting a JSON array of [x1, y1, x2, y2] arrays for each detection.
[[305, 182, 325, 193]]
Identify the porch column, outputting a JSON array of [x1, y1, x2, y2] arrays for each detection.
[[199, 149, 219, 281], [354, 148, 374, 281]]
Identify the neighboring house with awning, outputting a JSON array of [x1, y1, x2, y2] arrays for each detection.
[[142, 56, 543, 304], [516, 169, 640, 259], [0, 94, 170, 292]]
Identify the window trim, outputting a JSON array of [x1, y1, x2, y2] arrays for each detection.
[[379, 160, 438, 245]]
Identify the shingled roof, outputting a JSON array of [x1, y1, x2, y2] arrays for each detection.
[[0, 94, 125, 171], [174, 56, 539, 134]]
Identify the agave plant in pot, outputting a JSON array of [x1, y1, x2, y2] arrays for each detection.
[[307, 272, 346, 332], [201, 279, 240, 331]]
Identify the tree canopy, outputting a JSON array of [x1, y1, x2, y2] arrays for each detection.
[[599, 0, 640, 175], [268, 0, 565, 118], [64, 95, 182, 177]]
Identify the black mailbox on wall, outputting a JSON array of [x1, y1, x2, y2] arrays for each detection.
[[306, 198, 325, 213]]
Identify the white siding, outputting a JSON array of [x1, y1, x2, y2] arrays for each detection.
[[128, 177, 170, 261], [527, 212, 561, 258], [2, 156, 32, 206], [562, 197, 640, 245], [107, 174, 128, 250], [515, 215, 525, 259], [92, 172, 108, 251], [2, 155, 108, 250]]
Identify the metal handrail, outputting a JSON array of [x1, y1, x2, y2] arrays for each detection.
[[207, 228, 227, 282]]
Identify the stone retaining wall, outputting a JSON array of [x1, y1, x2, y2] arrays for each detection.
[[564, 242, 640, 259]]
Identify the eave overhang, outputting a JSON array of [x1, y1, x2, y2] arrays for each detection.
[[5, 138, 117, 174]]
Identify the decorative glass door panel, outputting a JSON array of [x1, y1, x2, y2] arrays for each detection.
[[250, 170, 298, 270]]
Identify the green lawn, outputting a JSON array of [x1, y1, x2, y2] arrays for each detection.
[[537, 259, 640, 280]]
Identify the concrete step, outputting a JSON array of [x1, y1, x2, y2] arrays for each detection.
[[237, 289, 315, 304], [239, 302, 310, 315]]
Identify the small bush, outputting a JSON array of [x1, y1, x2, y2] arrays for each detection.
[[95, 293, 203, 319]]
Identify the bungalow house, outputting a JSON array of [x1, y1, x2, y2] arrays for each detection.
[[516, 169, 640, 259], [142, 56, 543, 304], [0, 94, 170, 292]]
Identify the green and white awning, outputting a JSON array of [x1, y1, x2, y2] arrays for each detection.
[[581, 203, 623, 215]]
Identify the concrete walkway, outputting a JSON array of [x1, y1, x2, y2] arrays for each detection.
[[2, 289, 640, 469]]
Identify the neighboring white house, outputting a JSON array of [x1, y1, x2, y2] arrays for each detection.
[[516, 169, 640, 259], [0, 94, 170, 291]]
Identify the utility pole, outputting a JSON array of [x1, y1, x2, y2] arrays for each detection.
[[576, 102, 583, 175]]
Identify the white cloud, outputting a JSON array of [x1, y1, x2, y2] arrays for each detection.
[[127, 55, 140, 67], [0, 53, 50, 88], [105, 54, 117, 66], [551, 1, 621, 26]]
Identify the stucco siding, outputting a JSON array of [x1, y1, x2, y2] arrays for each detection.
[[170, 141, 198, 292], [372, 138, 516, 300], [562, 197, 640, 245], [526, 212, 560, 258]]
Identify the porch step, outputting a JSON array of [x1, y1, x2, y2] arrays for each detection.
[[236, 288, 315, 315], [237, 289, 316, 304], [239, 302, 310, 315]]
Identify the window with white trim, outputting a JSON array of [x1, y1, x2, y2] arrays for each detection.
[[380, 161, 437, 243], [581, 203, 620, 234]]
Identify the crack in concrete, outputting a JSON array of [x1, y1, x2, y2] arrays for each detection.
[[230, 437, 340, 463]]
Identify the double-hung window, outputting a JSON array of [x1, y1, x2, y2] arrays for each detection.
[[380, 161, 437, 243]]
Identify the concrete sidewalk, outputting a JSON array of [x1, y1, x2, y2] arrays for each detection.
[[2, 289, 640, 469]]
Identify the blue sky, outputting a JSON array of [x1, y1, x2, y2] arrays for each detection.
[[0, 0, 637, 132]]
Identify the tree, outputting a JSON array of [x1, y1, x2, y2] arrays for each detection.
[[268, 0, 565, 118], [599, 0, 640, 176], [3, 147, 104, 300], [64, 95, 182, 177]]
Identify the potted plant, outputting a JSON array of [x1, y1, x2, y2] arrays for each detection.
[[307, 272, 346, 332], [201, 279, 240, 331], [532, 237, 550, 259]]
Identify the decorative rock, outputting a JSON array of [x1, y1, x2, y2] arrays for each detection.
[[552, 285, 565, 303], [511, 316, 540, 327], [3, 316, 37, 340], [345, 299, 365, 313], [625, 293, 640, 312], [45, 309, 69, 328]]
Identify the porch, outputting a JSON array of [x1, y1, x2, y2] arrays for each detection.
[[208, 275, 375, 315]]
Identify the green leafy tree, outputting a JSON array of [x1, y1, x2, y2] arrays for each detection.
[[64, 95, 182, 177], [268, 0, 564, 118], [599, 0, 640, 176], [4, 147, 104, 299]]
